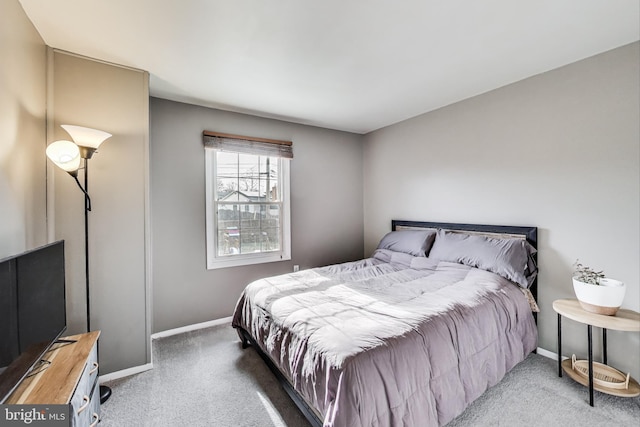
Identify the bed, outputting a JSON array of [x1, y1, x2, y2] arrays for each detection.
[[232, 220, 539, 426]]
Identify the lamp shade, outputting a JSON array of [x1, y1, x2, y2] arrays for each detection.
[[46, 140, 81, 173], [61, 125, 112, 149]]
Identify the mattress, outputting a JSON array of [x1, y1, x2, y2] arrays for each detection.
[[232, 249, 538, 426]]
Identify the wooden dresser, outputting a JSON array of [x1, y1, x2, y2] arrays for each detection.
[[6, 331, 101, 427]]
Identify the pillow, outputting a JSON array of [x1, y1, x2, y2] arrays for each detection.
[[429, 230, 536, 288], [376, 229, 437, 257]]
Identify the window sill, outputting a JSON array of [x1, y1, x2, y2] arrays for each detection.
[[207, 252, 291, 270]]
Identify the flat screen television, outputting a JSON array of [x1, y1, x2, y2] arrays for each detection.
[[0, 240, 67, 403]]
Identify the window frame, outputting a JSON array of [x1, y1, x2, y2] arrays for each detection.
[[205, 148, 291, 269]]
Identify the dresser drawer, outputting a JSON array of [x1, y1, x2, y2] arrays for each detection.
[[87, 382, 100, 427], [70, 341, 100, 427], [86, 344, 99, 389]]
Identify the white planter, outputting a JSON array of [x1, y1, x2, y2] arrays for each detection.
[[572, 277, 626, 316]]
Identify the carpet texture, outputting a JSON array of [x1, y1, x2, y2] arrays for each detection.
[[101, 325, 639, 426]]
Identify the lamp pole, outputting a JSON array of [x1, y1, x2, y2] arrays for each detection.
[[84, 158, 91, 333], [80, 156, 111, 404]]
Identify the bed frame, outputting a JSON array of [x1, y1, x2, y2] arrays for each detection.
[[238, 329, 323, 427], [238, 220, 538, 427]]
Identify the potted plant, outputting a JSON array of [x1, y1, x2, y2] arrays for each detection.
[[572, 260, 626, 316]]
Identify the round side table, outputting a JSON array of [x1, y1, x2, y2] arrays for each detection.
[[553, 298, 640, 406]]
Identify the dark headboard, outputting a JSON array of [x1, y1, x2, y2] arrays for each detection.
[[391, 220, 538, 314]]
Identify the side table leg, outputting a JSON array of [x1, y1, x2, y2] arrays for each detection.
[[557, 313, 562, 377], [602, 328, 607, 365], [588, 324, 594, 406]]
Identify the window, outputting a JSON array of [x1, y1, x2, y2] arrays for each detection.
[[204, 132, 292, 269]]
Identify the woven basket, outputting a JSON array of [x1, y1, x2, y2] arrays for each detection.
[[571, 354, 630, 390]]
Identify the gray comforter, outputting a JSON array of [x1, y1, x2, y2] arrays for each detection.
[[232, 249, 538, 426]]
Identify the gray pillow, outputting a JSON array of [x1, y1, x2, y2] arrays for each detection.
[[429, 230, 535, 288], [376, 229, 437, 257]]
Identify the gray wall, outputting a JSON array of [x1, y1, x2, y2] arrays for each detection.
[[1, 2, 149, 375], [50, 51, 150, 373], [363, 42, 640, 379], [0, 0, 47, 258], [150, 98, 364, 333]]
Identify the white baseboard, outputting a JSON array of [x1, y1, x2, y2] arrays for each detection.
[[536, 347, 568, 361], [99, 363, 153, 383], [150, 316, 233, 340], [536, 347, 556, 360]]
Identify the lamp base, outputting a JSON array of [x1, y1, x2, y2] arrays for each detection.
[[100, 385, 112, 404]]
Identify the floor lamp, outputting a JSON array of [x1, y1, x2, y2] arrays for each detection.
[[46, 125, 113, 404]]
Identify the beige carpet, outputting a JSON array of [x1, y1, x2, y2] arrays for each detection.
[[100, 325, 640, 426]]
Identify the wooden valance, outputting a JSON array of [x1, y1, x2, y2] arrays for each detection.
[[203, 131, 293, 159]]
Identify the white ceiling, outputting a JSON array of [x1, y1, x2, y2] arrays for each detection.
[[19, 0, 640, 134]]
